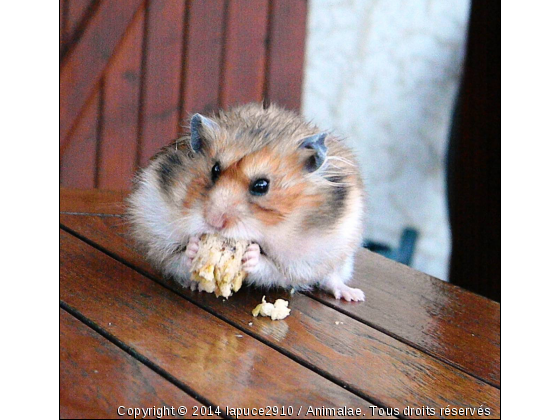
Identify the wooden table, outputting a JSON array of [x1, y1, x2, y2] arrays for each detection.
[[60, 189, 500, 419]]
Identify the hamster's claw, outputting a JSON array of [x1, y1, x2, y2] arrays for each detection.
[[181, 279, 199, 292], [242, 243, 261, 273], [332, 284, 365, 302], [185, 236, 200, 268]]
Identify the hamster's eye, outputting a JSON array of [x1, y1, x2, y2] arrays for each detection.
[[211, 162, 221, 183], [249, 178, 269, 196]]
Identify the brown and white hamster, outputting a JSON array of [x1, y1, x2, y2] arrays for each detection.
[[127, 103, 365, 301]]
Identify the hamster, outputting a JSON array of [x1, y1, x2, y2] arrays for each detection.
[[126, 103, 365, 301]]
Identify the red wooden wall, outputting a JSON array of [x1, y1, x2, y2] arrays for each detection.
[[60, 0, 308, 190]]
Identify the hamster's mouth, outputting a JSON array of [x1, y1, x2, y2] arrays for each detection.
[[171, 237, 267, 258]]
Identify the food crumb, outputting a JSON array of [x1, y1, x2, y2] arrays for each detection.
[[252, 296, 291, 320], [235, 334, 243, 338], [248, 322, 253, 326]]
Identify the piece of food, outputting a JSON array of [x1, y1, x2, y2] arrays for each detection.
[[252, 296, 291, 320], [189, 234, 250, 298]]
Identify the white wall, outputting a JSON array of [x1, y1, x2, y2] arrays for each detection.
[[302, 0, 471, 280]]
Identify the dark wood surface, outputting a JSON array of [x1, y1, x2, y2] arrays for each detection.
[[60, 308, 214, 419], [60, 0, 309, 190], [60, 189, 500, 419]]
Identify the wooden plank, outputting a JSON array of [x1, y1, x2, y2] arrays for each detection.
[[138, 0, 186, 167], [59, 188, 128, 215], [60, 213, 501, 418], [97, 4, 144, 190], [182, 0, 226, 116], [60, 229, 387, 419], [310, 249, 501, 388], [265, 0, 307, 110], [220, 0, 269, 107], [60, 0, 66, 46], [59, 200, 500, 387], [59, 192, 500, 386], [60, 308, 219, 419], [60, 90, 100, 189], [65, 0, 95, 43], [60, 0, 143, 151]]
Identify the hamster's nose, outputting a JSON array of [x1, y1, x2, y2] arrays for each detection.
[[206, 213, 228, 230]]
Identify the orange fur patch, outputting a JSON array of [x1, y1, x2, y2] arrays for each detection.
[[182, 169, 208, 210]]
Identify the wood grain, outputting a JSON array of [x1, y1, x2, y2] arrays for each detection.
[[59, 194, 500, 386], [220, 0, 269, 107], [265, 0, 307, 110], [310, 249, 501, 387], [65, 0, 95, 44], [181, 0, 226, 116], [60, 1, 308, 189], [138, 0, 186, 167], [60, 188, 128, 215], [60, 230, 390, 419], [60, 308, 218, 419], [97, 4, 144, 190], [60, 0, 143, 150], [60, 213, 500, 418], [60, 0, 66, 46], [60, 90, 100, 189]]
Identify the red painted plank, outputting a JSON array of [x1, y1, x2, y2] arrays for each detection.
[[97, 5, 144, 190], [138, 0, 186, 167], [266, 0, 307, 110], [60, 0, 66, 46], [220, 0, 269, 107], [60, 0, 143, 151], [60, 89, 100, 189], [182, 0, 226, 116], [65, 0, 95, 42]]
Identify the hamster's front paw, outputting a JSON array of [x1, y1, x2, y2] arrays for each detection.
[[185, 236, 200, 269], [242, 243, 261, 273], [330, 284, 365, 302], [180, 278, 200, 292]]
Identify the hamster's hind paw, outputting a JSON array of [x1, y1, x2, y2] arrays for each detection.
[[185, 236, 200, 269], [331, 284, 365, 302], [242, 243, 261, 273]]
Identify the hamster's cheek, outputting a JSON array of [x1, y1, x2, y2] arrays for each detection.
[[179, 207, 208, 237], [182, 175, 210, 211]]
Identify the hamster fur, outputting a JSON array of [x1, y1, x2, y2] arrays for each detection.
[[126, 103, 365, 301]]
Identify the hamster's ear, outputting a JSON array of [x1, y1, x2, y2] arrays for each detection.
[[190, 113, 219, 153], [299, 132, 328, 172]]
